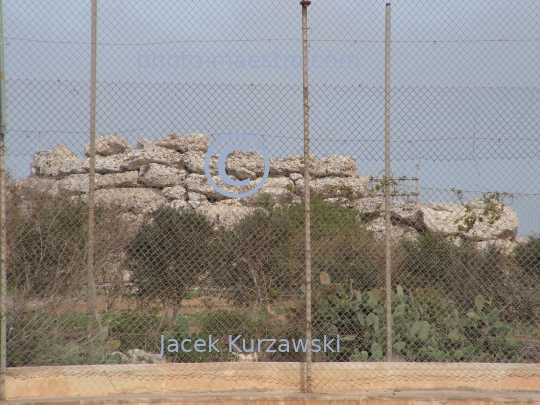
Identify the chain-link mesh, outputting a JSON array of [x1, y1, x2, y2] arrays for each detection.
[[3, 0, 539, 395]]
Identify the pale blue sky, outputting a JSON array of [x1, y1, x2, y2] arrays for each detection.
[[4, 0, 539, 235]]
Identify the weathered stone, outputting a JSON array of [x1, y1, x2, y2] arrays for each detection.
[[311, 155, 357, 177], [97, 171, 138, 189], [31, 144, 76, 176], [241, 177, 294, 205], [289, 173, 303, 182], [95, 154, 126, 174], [155, 133, 209, 153], [351, 197, 384, 217], [84, 135, 131, 157], [420, 200, 518, 241], [197, 199, 258, 229], [184, 173, 259, 200], [296, 176, 370, 199], [188, 191, 207, 202], [126, 349, 165, 364], [225, 150, 265, 180], [324, 197, 351, 208], [54, 158, 89, 176], [94, 188, 166, 214], [391, 201, 424, 230], [139, 163, 187, 188], [366, 216, 418, 242], [270, 154, 321, 176], [162, 186, 187, 200], [167, 199, 191, 211], [120, 139, 184, 171], [57, 174, 88, 195], [270, 155, 303, 175], [183, 151, 218, 175]]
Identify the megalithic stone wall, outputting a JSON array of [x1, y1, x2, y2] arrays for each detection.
[[18, 133, 521, 251]]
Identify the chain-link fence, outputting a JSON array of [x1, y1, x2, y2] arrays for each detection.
[[2, 0, 539, 396]]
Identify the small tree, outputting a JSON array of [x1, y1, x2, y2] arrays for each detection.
[[125, 207, 216, 320]]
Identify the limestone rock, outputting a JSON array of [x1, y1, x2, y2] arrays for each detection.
[[225, 150, 265, 180], [242, 177, 294, 205], [95, 154, 126, 174], [139, 163, 187, 188], [94, 188, 166, 214], [420, 200, 518, 241], [270, 156, 304, 175], [167, 199, 191, 211], [126, 349, 165, 364], [324, 197, 351, 208], [57, 174, 88, 195], [31, 144, 76, 176], [197, 199, 257, 229], [289, 173, 303, 182], [97, 171, 138, 189], [390, 201, 424, 230], [351, 197, 384, 217], [296, 176, 370, 199], [84, 135, 131, 157], [311, 155, 357, 177], [155, 133, 209, 153], [162, 185, 187, 200], [54, 158, 89, 176], [188, 191, 207, 202], [183, 151, 218, 175], [120, 139, 184, 171], [184, 173, 260, 200], [366, 216, 418, 242]]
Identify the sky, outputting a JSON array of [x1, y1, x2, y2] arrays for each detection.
[[4, 0, 539, 235]]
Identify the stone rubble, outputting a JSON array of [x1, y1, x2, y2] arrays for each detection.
[[21, 133, 521, 249]]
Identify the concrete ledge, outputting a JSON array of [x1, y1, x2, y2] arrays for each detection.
[[5, 362, 540, 400], [2, 389, 540, 405]]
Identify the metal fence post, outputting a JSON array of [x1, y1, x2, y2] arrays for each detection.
[[86, 0, 99, 363], [384, 2, 393, 362], [301, 0, 312, 393], [0, 0, 6, 397]]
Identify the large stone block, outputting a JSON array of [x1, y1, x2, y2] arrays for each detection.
[[420, 200, 518, 241], [311, 154, 357, 177], [225, 150, 265, 180], [31, 144, 76, 176], [139, 163, 187, 188], [155, 132, 209, 153], [120, 139, 184, 171], [94, 188, 167, 214], [183, 151, 218, 175], [84, 135, 131, 157], [296, 176, 370, 199]]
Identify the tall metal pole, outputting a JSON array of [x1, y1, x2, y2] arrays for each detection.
[[384, 2, 392, 362], [300, 0, 312, 393], [0, 0, 7, 397], [86, 0, 99, 363]]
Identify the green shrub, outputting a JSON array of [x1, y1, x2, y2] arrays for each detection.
[[309, 272, 525, 363], [125, 207, 217, 319]]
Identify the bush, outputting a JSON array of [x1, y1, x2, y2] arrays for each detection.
[[395, 234, 540, 325], [310, 272, 525, 363], [125, 207, 217, 319], [212, 198, 383, 314]]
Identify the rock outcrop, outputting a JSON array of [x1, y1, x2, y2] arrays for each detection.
[[20, 133, 520, 249]]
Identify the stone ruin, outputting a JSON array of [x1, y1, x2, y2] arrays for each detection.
[[17, 133, 522, 252]]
